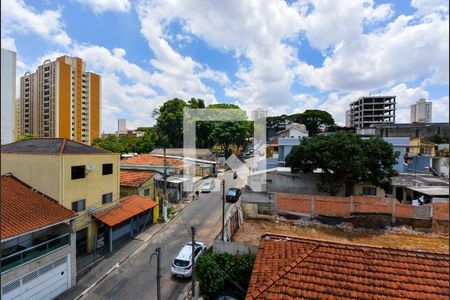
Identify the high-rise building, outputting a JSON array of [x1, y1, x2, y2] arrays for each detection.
[[410, 98, 432, 123], [346, 96, 396, 128], [1, 48, 17, 144], [117, 119, 135, 132], [17, 56, 101, 145]]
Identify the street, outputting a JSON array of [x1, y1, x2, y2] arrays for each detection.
[[82, 170, 245, 300]]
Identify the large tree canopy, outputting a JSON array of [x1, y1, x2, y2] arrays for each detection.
[[291, 110, 335, 136], [286, 132, 398, 195], [152, 98, 187, 148]]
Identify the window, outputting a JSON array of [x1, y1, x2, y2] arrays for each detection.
[[102, 163, 113, 175], [143, 189, 150, 196], [362, 186, 377, 196], [72, 199, 86, 212], [71, 165, 86, 179], [102, 193, 113, 204]]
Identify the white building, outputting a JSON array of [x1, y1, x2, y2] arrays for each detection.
[[1, 48, 16, 144], [411, 98, 432, 123], [117, 119, 135, 132]]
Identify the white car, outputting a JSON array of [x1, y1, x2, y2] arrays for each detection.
[[201, 180, 215, 193], [171, 241, 207, 277]]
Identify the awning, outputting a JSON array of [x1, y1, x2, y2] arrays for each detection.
[[93, 195, 157, 227], [407, 186, 449, 196]]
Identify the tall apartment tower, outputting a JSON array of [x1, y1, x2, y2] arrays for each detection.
[[1, 48, 17, 144], [346, 96, 396, 128], [410, 98, 432, 123], [18, 56, 101, 145]]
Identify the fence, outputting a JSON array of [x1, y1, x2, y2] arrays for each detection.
[[276, 193, 447, 223]]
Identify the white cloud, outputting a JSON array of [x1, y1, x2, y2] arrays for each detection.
[[75, 0, 131, 13], [1, 36, 16, 52], [411, 0, 449, 16], [295, 1, 449, 92], [1, 0, 71, 46]]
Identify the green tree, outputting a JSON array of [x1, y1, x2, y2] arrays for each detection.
[[92, 135, 124, 153], [196, 252, 255, 300], [286, 132, 398, 195], [153, 98, 187, 148], [291, 110, 335, 136], [16, 134, 37, 141]]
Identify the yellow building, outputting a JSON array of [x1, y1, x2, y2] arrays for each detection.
[[1, 138, 119, 253], [407, 138, 436, 157], [17, 56, 100, 145]]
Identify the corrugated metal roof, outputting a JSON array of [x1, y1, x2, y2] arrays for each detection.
[[1, 138, 112, 154]]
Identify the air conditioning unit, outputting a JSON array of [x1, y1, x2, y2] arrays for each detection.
[[86, 165, 95, 171]]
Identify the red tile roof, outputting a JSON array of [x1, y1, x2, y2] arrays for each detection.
[[120, 170, 157, 187], [1, 174, 78, 240], [121, 154, 186, 167], [246, 233, 449, 300], [92, 194, 157, 227]]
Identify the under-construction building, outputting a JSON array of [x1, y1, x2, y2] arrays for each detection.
[[346, 96, 396, 128]]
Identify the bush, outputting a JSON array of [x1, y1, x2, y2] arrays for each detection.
[[196, 252, 255, 300]]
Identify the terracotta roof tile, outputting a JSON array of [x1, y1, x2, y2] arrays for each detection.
[[120, 170, 157, 187], [121, 154, 186, 167], [246, 233, 449, 299], [1, 174, 78, 240], [93, 194, 157, 227]]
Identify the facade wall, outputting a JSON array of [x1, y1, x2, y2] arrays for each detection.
[[1, 154, 60, 200], [120, 177, 156, 199], [1, 48, 16, 144], [62, 154, 120, 252]]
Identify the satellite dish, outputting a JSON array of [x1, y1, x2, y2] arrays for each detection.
[[86, 165, 95, 171]]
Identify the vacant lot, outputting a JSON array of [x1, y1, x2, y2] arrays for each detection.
[[233, 218, 449, 253]]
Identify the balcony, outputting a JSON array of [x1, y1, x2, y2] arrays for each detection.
[[1, 225, 71, 274]]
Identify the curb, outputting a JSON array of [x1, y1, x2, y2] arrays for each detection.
[[73, 190, 202, 300]]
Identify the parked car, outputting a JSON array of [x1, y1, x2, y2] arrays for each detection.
[[201, 180, 215, 193], [171, 241, 207, 277], [226, 188, 241, 203]]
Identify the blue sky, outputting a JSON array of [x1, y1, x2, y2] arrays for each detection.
[[1, 0, 448, 132]]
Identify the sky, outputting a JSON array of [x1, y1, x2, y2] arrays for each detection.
[[1, 0, 448, 133]]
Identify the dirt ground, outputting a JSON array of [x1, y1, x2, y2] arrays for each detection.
[[233, 218, 449, 253]]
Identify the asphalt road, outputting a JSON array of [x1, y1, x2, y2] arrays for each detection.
[[84, 170, 245, 300]]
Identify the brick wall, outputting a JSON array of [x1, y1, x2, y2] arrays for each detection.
[[276, 193, 448, 228]]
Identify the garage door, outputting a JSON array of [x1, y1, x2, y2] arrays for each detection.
[[1, 255, 70, 300]]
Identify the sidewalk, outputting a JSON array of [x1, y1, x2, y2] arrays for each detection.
[[56, 222, 165, 300]]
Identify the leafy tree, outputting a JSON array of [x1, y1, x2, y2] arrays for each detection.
[[93, 135, 124, 153], [196, 252, 255, 300], [93, 129, 156, 154], [286, 132, 398, 195], [291, 109, 335, 136], [16, 134, 37, 142], [153, 98, 187, 148], [428, 134, 449, 144]]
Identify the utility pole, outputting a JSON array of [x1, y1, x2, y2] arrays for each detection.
[[150, 247, 162, 300], [163, 147, 168, 223], [191, 226, 196, 300], [222, 179, 225, 241]]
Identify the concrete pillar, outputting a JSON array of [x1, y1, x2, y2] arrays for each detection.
[[109, 227, 113, 253], [310, 195, 315, 217], [402, 187, 407, 203], [391, 198, 397, 224], [350, 196, 354, 214]]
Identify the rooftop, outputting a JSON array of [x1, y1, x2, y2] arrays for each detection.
[[1, 174, 78, 241], [121, 154, 186, 167], [150, 148, 213, 157], [93, 194, 157, 227], [246, 233, 449, 299], [120, 170, 158, 187], [1, 138, 112, 155]]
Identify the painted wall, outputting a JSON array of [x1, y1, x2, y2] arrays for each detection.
[[120, 177, 156, 199], [1, 49, 16, 144]]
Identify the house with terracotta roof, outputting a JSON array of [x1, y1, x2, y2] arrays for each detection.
[[92, 194, 158, 252], [120, 169, 158, 199], [1, 174, 78, 300], [1, 138, 120, 254], [246, 233, 449, 299]]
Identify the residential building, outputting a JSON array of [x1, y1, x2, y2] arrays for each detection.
[[246, 233, 449, 299], [120, 154, 186, 174], [1, 138, 120, 254], [92, 195, 158, 252], [120, 169, 158, 199], [1, 174, 77, 300], [1, 48, 16, 144], [17, 56, 100, 145], [411, 98, 432, 123], [346, 95, 396, 128], [117, 119, 135, 132]]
